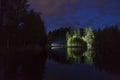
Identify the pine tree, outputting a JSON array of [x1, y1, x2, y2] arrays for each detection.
[[77, 28, 81, 37], [82, 27, 94, 50], [66, 32, 71, 40]]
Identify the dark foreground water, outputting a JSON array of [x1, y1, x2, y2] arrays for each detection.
[[0, 47, 120, 80]]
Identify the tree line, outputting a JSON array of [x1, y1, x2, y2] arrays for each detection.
[[94, 25, 120, 54], [47, 25, 120, 51]]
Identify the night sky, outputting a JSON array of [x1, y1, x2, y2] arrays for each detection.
[[28, 0, 120, 32]]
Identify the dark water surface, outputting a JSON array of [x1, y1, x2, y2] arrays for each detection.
[[0, 47, 120, 80]]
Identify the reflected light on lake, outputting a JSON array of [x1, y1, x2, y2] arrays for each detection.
[[67, 48, 95, 64]]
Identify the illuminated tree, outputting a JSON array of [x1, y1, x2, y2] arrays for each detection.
[[77, 28, 81, 37], [66, 32, 71, 40], [66, 27, 94, 49], [66, 28, 87, 47], [73, 29, 77, 37], [82, 27, 94, 50]]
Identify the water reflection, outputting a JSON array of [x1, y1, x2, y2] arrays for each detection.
[[0, 47, 120, 80], [46, 47, 120, 80], [48, 48, 70, 64], [0, 49, 47, 80], [48, 46, 120, 76], [67, 48, 85, 64], [49, 47, 95, 65], [83, 49, 95, 64], [95, 48, 120, 74], [67, 48, 95, 64]]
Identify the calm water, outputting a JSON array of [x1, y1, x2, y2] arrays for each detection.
[[0, 47, 120, 80]]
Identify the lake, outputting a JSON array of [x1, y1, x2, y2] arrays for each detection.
[[0, 47, 120, 80]]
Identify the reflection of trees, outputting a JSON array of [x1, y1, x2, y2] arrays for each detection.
[[0, 49, 47, 80], [48, 48, 86, 64], [48, 48, 71, 64], [67, 48, 85, 63], [95, 51, 120, 74], [83, 49, 95, 64], [67, 48, 95, 64], [48, 48, 95, 65]]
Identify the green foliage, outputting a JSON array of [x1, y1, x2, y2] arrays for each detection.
[[73, 29, 77, 37], [77, 28, 81, 37], [82, 27, 95, 49], [66, 32, 71, 40], [66, 27, 94, 49]]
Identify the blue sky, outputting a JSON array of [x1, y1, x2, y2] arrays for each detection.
[[28, 0, 120, 32]]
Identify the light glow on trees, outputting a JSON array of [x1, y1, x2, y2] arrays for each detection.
[[82, 27, 95, 50], [66, 27, 94, 50]]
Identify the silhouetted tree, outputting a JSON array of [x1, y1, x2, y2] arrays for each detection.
[[0, 0, 46, 47], [22, 10, 46, 46], [47, 27, 71, 45]]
